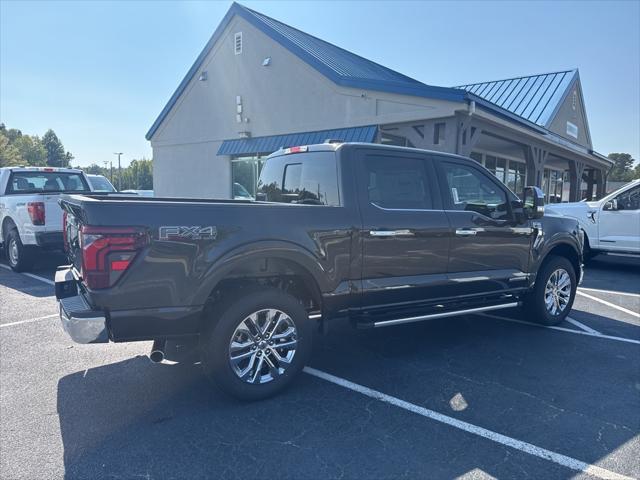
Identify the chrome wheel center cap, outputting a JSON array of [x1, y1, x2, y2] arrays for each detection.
[[258, 341, 266, 349]]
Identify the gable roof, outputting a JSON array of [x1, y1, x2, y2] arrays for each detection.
[[454, 70, 578, 128], [145, 2, 464, 140]]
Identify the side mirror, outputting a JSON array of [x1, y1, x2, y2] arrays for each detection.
[[603, 199, 618, 211], [523, 186, 545, 219]]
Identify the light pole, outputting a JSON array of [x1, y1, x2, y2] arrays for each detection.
[[113, 152, 123, 190]]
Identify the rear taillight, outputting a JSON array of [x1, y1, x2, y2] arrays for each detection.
[[27, 202, 45, 225], [80, 226, 149, 289]]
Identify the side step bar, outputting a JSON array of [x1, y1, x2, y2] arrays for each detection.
[[372, 302, 520, 328]]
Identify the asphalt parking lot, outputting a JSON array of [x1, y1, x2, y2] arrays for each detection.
[[1, 253, 638, 480]]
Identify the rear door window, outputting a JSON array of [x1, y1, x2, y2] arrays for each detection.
[[7, 171, 90, 194], [257, 152, 340, 206], [364, 155, 432, 210]]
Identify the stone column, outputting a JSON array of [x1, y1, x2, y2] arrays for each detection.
[[524, 145, 548, 187], [455, 112, 480, 157], [595, 169, 607, 199], [568, 160, 586, 202]]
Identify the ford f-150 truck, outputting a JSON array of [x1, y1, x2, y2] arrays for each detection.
[[55, 143, 583, 400], [546, 179, 639, 259], [1, 166, 92, 271]]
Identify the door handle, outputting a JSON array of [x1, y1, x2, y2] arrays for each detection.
[[369, 229, 414, 237], [455, 228, 477, 236]]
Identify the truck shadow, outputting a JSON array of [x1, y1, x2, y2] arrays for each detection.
[[582, 255, 640, 295], [56, 314, 640, 479]]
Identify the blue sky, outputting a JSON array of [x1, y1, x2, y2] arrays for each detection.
[[1, 1, 638, 167]]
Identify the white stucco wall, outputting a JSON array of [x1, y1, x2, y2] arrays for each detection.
[[149, 15, 461, 198]]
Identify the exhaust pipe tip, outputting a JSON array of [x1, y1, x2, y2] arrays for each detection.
[[149, 349, 165, 363], [149, 339, 166, 363]]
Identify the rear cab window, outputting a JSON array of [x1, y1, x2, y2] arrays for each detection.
[[256, 151, 340, 206], [6, 171, 90, 194]]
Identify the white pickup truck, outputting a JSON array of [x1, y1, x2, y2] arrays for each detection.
[[546, 179, 640, 259], [0, 167, 92, 271]]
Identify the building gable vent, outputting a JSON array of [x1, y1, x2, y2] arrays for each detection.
[[234, 32, 242, 55]]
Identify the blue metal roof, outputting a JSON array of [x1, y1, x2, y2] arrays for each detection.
[[454, 70, 578, 128], [217, 125, 377, 156], [146, 3, 464, 140]]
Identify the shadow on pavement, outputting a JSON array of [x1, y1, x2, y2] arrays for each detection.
[[0, 268, 53, 298], [582, 255, 640, 295], [57, 316, 640, 479]]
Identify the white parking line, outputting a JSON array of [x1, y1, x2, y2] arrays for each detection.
[[478, 313, 640, 346], [0, 313, 58, 328], [0, 263, 55, 286], [579, 287, 640, 298], [566, 317, 602, 335], [303, 367, 633, 480], [577, 291, 640, 319]]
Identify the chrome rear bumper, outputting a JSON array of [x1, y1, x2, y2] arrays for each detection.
[[56, 266, 108, 344]]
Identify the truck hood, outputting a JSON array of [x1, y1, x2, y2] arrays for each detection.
[[545, 201, 599, 217]]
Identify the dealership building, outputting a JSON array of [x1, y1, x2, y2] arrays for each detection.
[[147, 3, 612, 202]]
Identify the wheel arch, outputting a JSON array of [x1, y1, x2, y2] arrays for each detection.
[[539, 241, 581, 282], [1, 216, 17, 243], [195, 241, 328, 321]]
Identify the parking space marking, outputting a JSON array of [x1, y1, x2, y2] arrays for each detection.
[[0, 263, 55, 286], [303, 367, 634, 480], [566, 317, 602, 335], [1, 313, 58, 328], [478, 313, 640, 345], [579, 287, 640, 298], [577, 291, 640, 319]]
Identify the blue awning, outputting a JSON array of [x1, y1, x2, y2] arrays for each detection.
[[217, 125, 378, 156]]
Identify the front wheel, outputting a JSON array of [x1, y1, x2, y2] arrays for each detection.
[[199, 287, 314, 401], [523, 255, 576, 326]]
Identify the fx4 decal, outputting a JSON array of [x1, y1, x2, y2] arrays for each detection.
[[159, 226, 217, 241]]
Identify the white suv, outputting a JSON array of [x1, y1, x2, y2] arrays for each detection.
[[0, 167, 92, 271], [547, 179, 640, 259]]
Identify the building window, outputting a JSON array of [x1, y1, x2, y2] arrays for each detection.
[[380, 132, 409, 147], [231, 156, 265, 199], [234, 32, 243, 55], [433, 123, 446, 145], [469, 152, 483, 163], [542, 168, 564, 203], [484, 155, 506, 182], [507, 161, 526, 197]]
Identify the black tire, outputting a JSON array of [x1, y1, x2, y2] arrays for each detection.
[[523, 255, 576, 326], [199, 287, 314, 401], [5, 229, 34, 272]]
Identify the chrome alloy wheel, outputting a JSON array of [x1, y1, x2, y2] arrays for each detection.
[[8, 238, 19, 266], [544, 268, 572, 316], [228, 309, 297, 384]]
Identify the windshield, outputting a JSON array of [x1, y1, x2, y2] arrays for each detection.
[[7, 171, 90, 194], [88, 175, 116, 192]]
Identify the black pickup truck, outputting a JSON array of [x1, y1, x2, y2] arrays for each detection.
[[56, 142, 583, 400]]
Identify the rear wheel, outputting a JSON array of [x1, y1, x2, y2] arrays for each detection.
[[199, 287, 313, 401], [5, 229, 34, 272], [523, 255, 576, 326]]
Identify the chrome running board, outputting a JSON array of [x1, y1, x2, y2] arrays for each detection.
[[372, 302, 520, 328]]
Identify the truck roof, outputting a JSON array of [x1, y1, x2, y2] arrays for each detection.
[[268, 141, 468, 161], [0, 166, 83, 173]]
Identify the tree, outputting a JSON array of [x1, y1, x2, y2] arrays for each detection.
[[0, 132, 22, 167], [42, 129, 68, 167], [607, 153, 636, 182], [13, 135, 46, 166]]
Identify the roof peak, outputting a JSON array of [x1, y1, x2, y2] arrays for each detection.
[[454, 68, 577, 89]]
